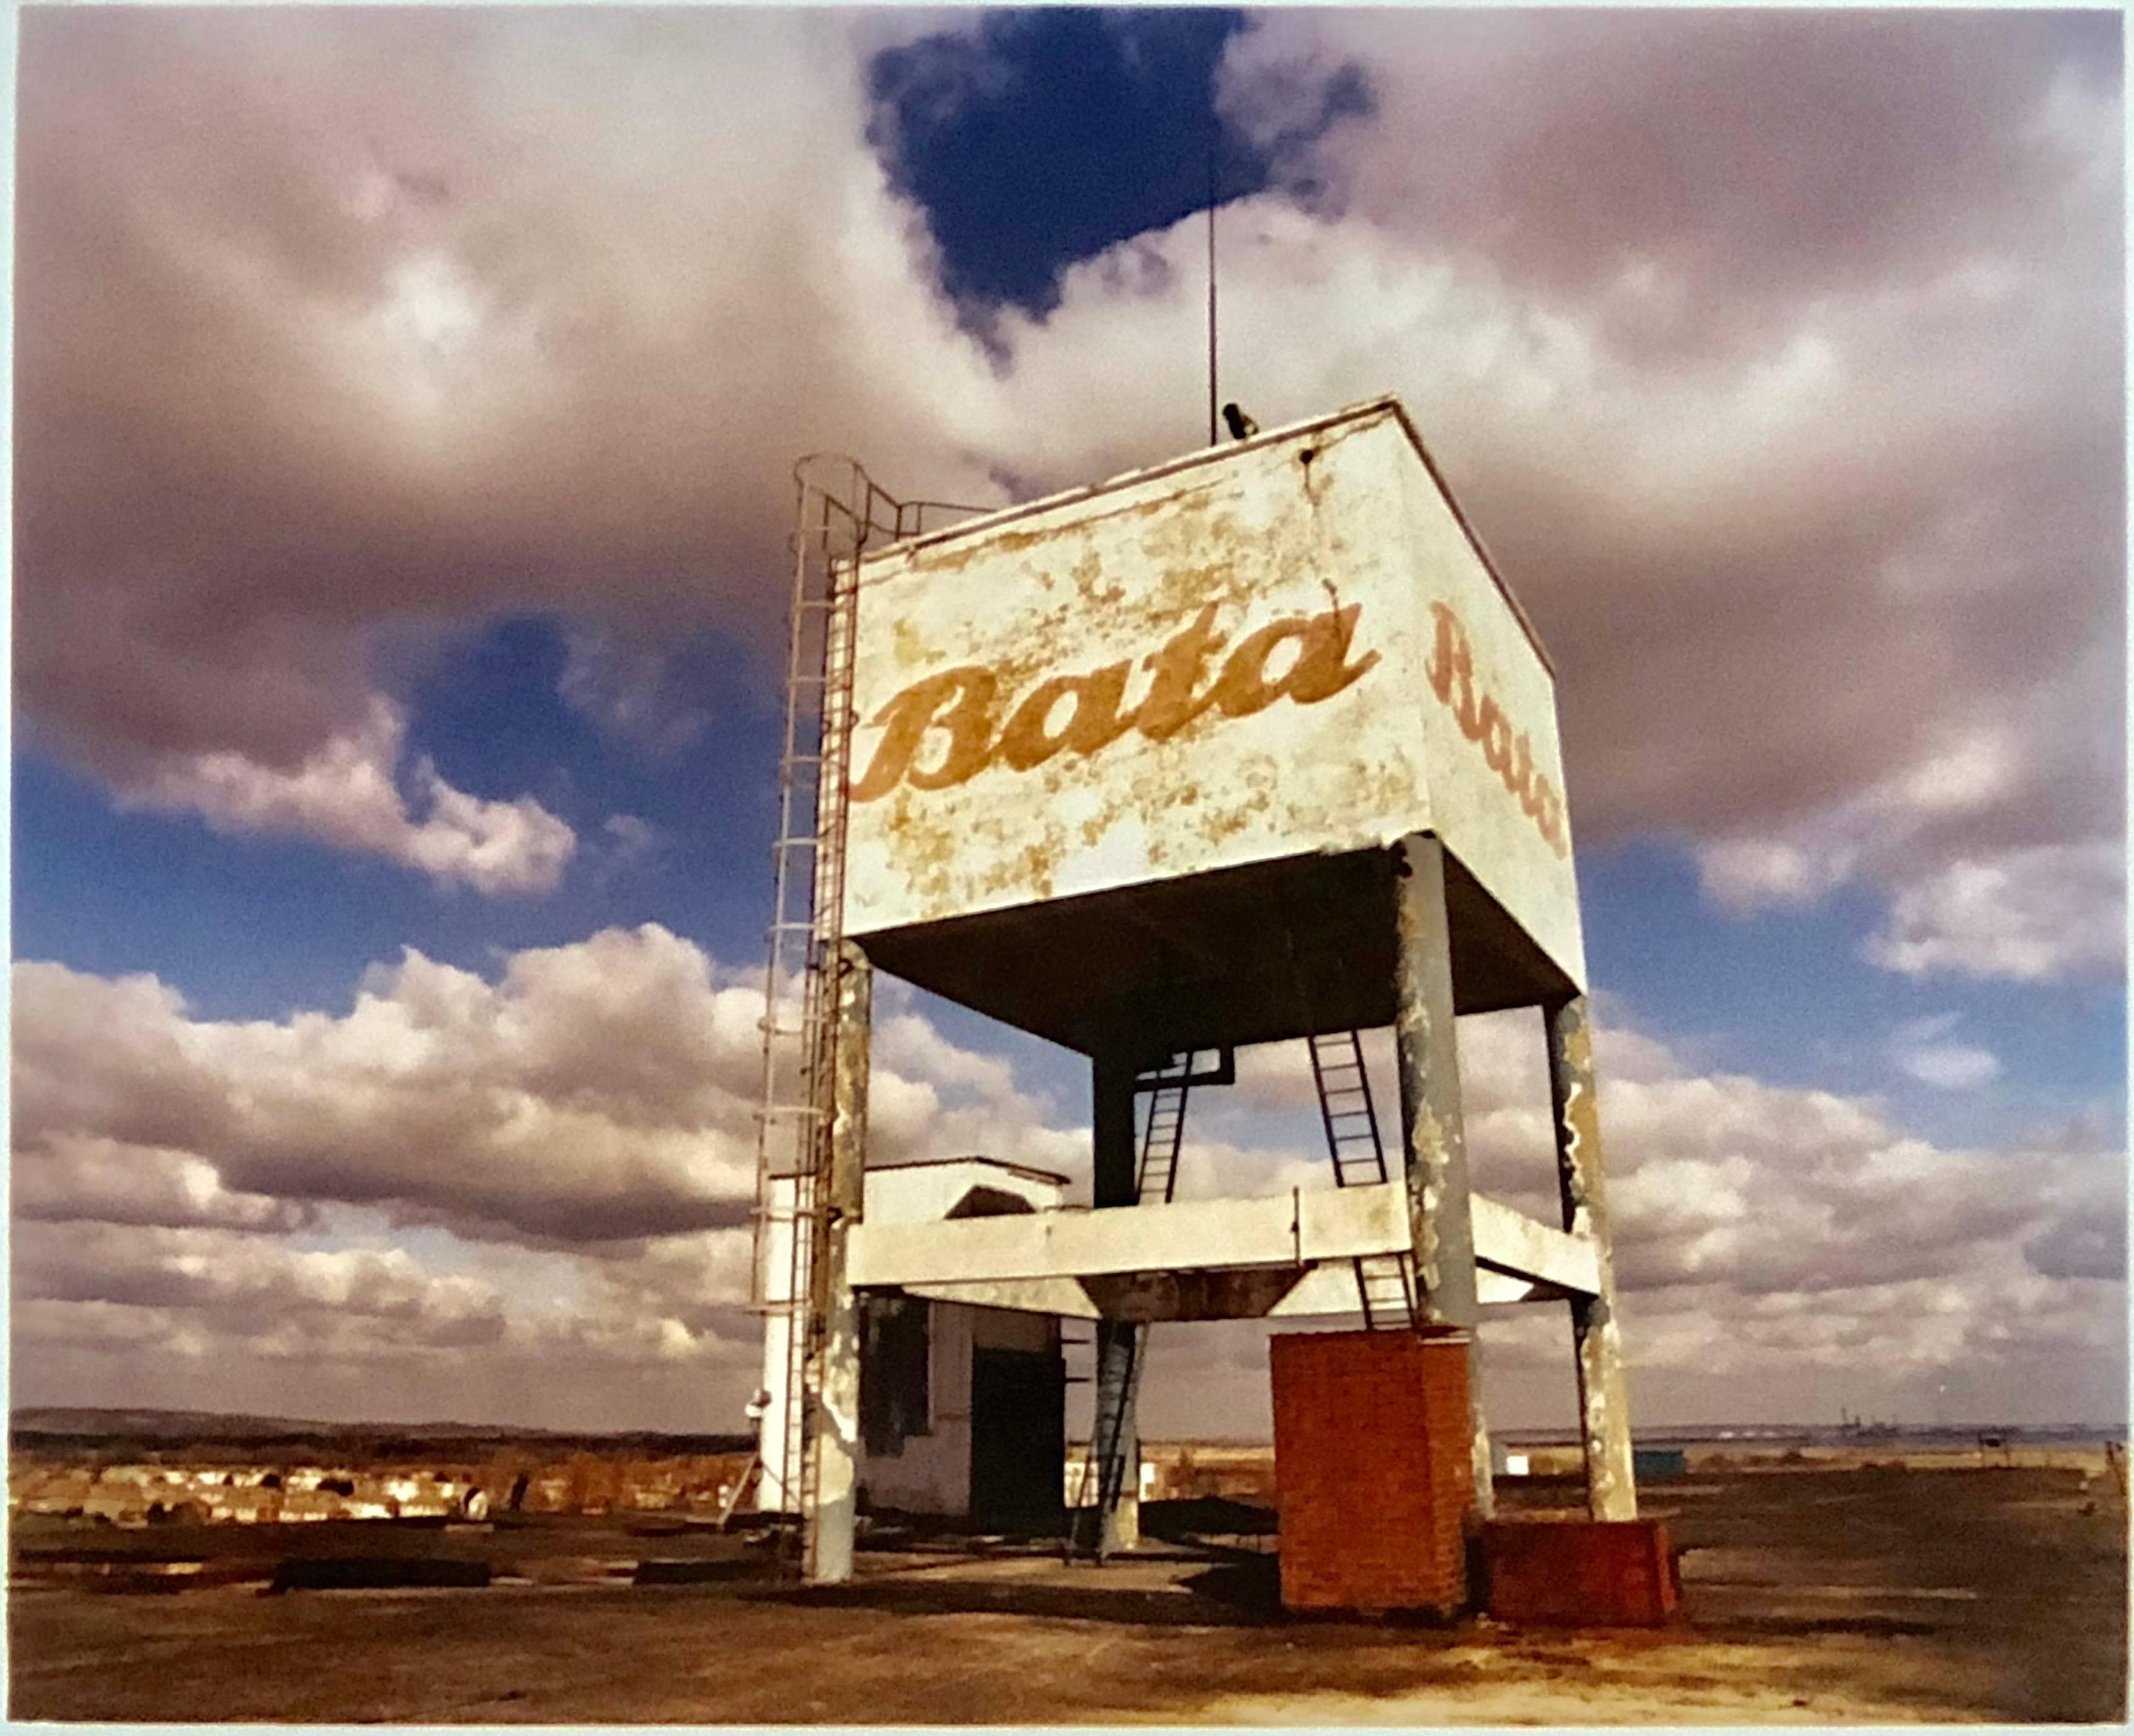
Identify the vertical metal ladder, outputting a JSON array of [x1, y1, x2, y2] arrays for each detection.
[[1307, 1030, 1418, 1330], [1134, 1051, 1197, 1205], [751, 458, 980, 1577], [1067, 1325, 1146, 1559], [1066, 1049, 1183, 1558], [1069, 1048, 1239, 1556]]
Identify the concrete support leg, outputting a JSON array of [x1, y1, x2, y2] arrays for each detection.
[[1545, 994, 1638, 1522], [1465, 1344, 1498, 1523], [1087, 1050, 1142, 1555], [805, 942, 872, 1584], [1392, 833, 1493, 1520]]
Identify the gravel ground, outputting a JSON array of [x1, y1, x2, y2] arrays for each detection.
[[9, 1460, 2125, 1724]]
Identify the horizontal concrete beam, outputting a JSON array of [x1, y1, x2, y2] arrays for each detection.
[[848, 1184, 1410, 1291], [1267, 1261, 1576, 1318], [850, 1185, 1599, 1310], [914, 1265, 1565, 1321], [897, 1278, 1101, 1319], [1477, 1273, 1575, 1308], [1472, 1194, 1599, 1296], [1267, 1264, 1368, 1318]]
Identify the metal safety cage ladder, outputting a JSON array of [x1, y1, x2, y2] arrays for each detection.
[[750, 457, 983, 1577]]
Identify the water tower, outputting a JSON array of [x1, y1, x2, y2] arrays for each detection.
[[752, 397, 1637, 1589]]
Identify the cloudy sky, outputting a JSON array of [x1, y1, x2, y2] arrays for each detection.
[[12, 7, 2125, 1438]]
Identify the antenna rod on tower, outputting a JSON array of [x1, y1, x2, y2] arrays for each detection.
[[1206, 146, 1218, 447]]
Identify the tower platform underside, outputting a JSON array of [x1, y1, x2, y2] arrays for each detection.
[[853, 838, 1578, 1060]]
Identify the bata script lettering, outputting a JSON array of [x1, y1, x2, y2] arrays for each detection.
[[850, 602, 1379, 802], [1423, 600, 1569, 857]]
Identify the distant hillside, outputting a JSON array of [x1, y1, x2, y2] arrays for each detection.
[[11, 1406, 752, 1457]]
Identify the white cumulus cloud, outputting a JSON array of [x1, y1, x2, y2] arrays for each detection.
[[1866, 841, 2125, 982], [119, 697, 577, 895]]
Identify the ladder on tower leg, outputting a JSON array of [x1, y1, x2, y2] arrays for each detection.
[[1307, 1029, 1418, 1331], [751, 461, 988, 1580], [1135, 1051, 1195, 1205], [749, 463, 871, 1579], [1068, 1323, 1146, 1560], [1061, 1323, 1095, 1554], [1066, 1046, 1227, 1559], [1131, 1047, 1236, 1204]]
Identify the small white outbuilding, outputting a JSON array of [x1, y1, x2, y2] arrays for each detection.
[[754, 1157, 1068, 1530]]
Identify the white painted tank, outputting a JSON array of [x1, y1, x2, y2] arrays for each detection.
[[843, 395, 1584, 997]]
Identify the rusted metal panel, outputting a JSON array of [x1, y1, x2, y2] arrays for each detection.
[[841, 397, 1586, 993]]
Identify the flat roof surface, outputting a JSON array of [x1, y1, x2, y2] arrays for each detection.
[[11, 1449, 2123, 1723]]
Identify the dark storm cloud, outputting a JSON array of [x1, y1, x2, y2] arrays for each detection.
[[15, 6, 999, 787], [976, 7, 2120, 975], [17, 7, 2119, 967], [1230, 9, 2119, 355], [1211, 8, 2123, 838]]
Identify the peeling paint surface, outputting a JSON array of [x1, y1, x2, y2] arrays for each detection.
[[1393, 835, 1478, 1329], [806, 944, 872, 1584], [1547, 994, 1638, 1522], [844, 403, 1579, 972], [1395, 442, 1586, 987]]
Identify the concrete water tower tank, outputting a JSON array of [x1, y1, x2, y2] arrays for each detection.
[[775, 396, 1638, 1588]]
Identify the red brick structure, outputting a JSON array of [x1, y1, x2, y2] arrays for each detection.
[[1481, 1517, 1680, 1626], [1268, 1328, 1475, 1613]]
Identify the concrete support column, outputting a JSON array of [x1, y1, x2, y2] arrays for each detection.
[[1391, 833, 1493, 1520], [1545, 993, 1638, 1522], [1464, 1348, 1498, 1524], [1086, 1050, 1143, 1555], [805, 941, 872, 1584]]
